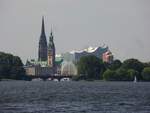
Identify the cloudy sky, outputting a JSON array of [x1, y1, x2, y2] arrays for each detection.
[[0, 0, 150, 62]]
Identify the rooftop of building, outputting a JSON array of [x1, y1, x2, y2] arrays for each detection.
[[25, 57, 63, 67]]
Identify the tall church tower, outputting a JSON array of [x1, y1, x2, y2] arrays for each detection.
[[48, 30, 55, 67], [38, 17, 48, 61]]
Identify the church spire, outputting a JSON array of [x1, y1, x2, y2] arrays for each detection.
[[48, 29, 54, 49], [48, 29, 55, 67], [41, 16, 46, 36], [50, 28, 53, 41], [38, 16, 48, 61]]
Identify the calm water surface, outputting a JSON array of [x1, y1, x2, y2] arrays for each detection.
[[0, 81, 150, 113]]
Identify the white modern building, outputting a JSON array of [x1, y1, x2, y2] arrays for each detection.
[[57, 45, 112, 63]]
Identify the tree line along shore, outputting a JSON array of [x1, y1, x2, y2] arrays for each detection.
[[0, 52, 150, 81]]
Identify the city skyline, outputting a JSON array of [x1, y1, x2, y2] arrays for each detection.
[[0, 0, 150, 62]]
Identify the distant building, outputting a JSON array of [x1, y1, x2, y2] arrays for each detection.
[[25, 17, 114, 77], [25, 65, 54, 77], [58, 46, 112, 63], [38, 17, 48, 61], [54, 46, 113, 75], [102, 51, 113, 63], [25, 17, 58, 76]]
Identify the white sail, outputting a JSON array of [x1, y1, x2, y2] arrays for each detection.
[[134, 76, 137, 83]]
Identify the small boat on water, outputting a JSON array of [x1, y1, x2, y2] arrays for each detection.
[[47, 78, 52, 81], [60, 78, 70, 82], [32, 78, 43, 81], [53, 79, 59, 82], [134, 76, 137, 83]]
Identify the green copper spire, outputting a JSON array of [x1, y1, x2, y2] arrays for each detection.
[[48, 30, 55, 49]]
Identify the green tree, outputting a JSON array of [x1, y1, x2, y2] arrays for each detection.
[[0, 52, 25, 80], [108, 59, 122, 70], [126, 69, 138, 81], [122, 58, 144, 80], [77, 55, 104, 80], [103, 69, 116, 81], [115, 68, 128, 81], [103, 68, 138, 81], [142, 67, 150, 81], [143, 62, 150, 68]]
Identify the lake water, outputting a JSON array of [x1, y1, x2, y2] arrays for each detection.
[[0, 81, 150, 113]]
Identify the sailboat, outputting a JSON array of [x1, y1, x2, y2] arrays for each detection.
[[134, 76, 137, 83]]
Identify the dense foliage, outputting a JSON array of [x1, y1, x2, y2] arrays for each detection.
[[103, 68, 136, 81], [107, 59, 122, 70], [142, 67, 150, 81], [103, 59, 147, 81], [126, 69, 138, 81], [77, 55, 150, 81], [122, 59, 144, 80], [77, 55, 104, 80], [0, 52, 25, 80], [103, 69, 116, 81]]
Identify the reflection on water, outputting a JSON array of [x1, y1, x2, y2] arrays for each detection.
[[0, 81, 150, 113]]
